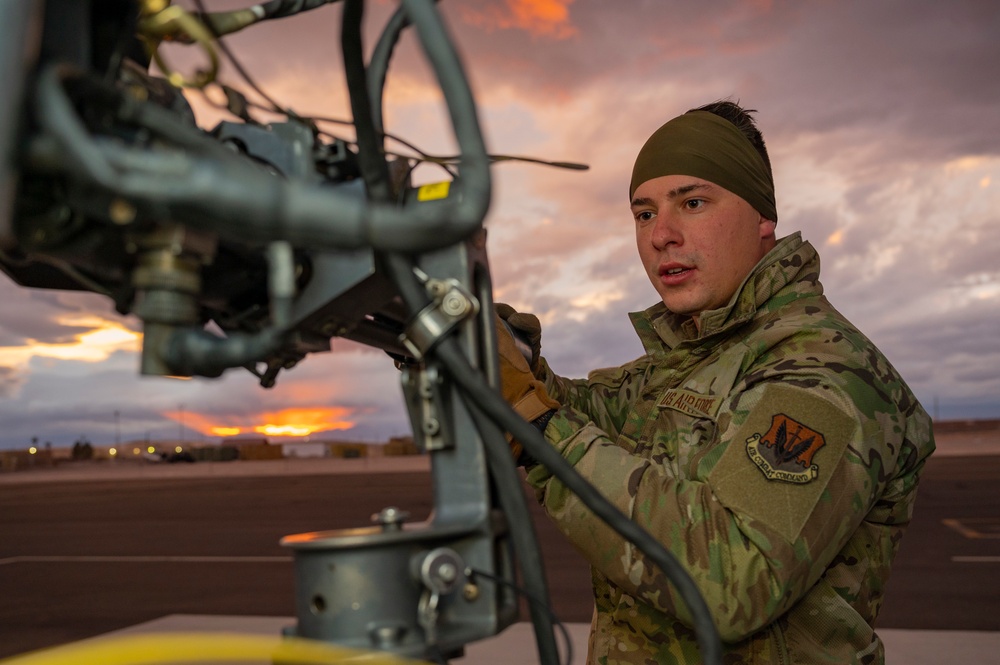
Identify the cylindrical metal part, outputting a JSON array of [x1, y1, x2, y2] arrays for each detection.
[[131, 227, 206, 376], [282, 526, 448, 659]]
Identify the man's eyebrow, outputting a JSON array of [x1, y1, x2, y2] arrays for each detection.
[[630, 183, 713, 208], [667, 183, 712, 199]]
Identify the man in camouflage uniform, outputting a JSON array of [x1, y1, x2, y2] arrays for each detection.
[[495, 101, 935, 663]]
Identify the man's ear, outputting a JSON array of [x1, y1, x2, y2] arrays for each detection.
[[758, 217, 777, 240]]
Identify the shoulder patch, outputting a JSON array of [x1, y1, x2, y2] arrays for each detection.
[[708, 384, 856, 543], [746, 414, 825, 484]]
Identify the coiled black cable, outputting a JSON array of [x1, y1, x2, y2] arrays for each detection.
[[468, 568, 573, 665]]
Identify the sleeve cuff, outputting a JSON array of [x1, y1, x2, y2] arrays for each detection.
[[516, 409, 557, 468]]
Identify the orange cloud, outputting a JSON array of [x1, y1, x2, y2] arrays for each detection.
[[0, 316, 140, 370], [459, 0, 577, 39], [163, 407, 355, 438]]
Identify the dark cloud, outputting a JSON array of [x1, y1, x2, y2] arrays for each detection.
[[954, 365, 1000, 384], [542, 299, 648, 378], [876, 304, 1000, 360], [0, 365, 24, 398], [939, 217, 1000, 283], [0, 279, 130, 345], [173, 0, 1000, 170], [587, 242, 643, 283], [0, 281, 84, 345], [782, 207, 838, 247]]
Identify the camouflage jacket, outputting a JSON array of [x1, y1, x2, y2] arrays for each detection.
[[526, 233, 935, 664]]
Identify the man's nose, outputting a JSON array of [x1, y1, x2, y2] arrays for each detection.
[[650, 211, 682, 250]]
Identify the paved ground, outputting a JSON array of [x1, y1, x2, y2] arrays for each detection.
[[1, 429, 998, 662], [35, 614, 1000, 665]]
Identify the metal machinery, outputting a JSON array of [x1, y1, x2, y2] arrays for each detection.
[[0, 2, 721, 663]]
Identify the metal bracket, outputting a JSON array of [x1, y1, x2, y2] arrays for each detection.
[[417, 365, 447, 451], [400, 278, 479, 361]]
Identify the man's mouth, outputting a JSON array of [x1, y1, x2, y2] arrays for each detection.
[[659, 263, 693, 276], [658, 263, 694, 284]]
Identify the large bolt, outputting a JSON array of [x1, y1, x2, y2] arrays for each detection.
[[437, 562, 457, 584], [371, 506, 410, 531], [441, 291, 470, 317]]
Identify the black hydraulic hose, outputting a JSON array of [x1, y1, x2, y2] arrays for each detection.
[[462, 395, 563, 665], [366, 4, 406, 139], [383, 254, 561, 665], [163, 328, 285, 378], [341, 0, 392, 202], [359, 0, 491, 243], [366, 0, 439, 139], [429, 340, 725, 665]]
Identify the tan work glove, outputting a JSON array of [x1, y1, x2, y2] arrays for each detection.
[[495, 303, 543, 373], [495, 313, 559, 463]]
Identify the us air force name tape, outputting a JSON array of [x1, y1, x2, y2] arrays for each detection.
[[629, 110, 777, 223]]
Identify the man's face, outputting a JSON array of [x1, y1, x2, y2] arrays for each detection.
[[631, 174, 776, 330]]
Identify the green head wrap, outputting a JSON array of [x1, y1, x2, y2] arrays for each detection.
[[629, 110, 777, 222]]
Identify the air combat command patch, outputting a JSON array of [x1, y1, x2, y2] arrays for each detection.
[[709, 385, 855, 543], [746, 414, 826, 484]]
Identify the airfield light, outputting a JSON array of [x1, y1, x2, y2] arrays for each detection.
[[28, 446, 37, 454], [110, 448, 117, 456], [147, 446, 156, 454], [175, 446, 183, 454]]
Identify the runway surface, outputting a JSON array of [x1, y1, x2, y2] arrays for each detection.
[[1, 448, 998, 659]]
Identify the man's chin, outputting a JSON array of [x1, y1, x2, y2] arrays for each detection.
[[659, 296, 700, 317]]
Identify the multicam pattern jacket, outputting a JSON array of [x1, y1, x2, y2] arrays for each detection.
[[526, 233, 935, 664]]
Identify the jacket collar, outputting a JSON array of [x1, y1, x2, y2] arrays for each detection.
[[629, 232, 821, 352]]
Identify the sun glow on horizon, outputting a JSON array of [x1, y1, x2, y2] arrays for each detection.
[[163, 407, 356, 438]]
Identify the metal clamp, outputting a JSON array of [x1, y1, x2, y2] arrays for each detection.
[[400, 279, 479, 360], [414, 547, 465, 648]]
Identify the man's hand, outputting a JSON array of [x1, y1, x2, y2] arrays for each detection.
[[495, 303, 543, 373], [495, 313, 559, 463]]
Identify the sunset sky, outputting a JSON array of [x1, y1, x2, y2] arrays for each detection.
[[1, 0, 998, 449]]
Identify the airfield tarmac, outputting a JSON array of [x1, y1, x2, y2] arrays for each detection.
[[1, 429, 998, 663]]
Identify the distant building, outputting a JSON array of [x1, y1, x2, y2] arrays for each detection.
[[282, 442, 329, 458], [328, 442, 368, 458], [0, 448, 54, 471], [384, 436, 420, 456]]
